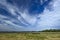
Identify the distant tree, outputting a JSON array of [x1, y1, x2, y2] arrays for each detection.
[[41, 29, 60, 32]]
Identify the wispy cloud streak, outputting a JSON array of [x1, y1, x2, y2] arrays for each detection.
[[0, 0, 60, 31]]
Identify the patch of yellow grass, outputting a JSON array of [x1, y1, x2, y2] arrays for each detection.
[[0, 32, 60, 40]]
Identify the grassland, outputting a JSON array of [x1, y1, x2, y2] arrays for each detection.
[[0, 32, 60, 40]]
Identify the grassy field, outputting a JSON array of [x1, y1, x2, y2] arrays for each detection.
[[0, 32, 60, 40]]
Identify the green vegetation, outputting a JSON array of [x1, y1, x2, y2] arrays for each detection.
[[0, 29, 60, 40], [0, 32, 60, 40], [41, 29, 60, 32]]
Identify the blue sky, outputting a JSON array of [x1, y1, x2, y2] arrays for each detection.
[[0, 0, 60, 31]]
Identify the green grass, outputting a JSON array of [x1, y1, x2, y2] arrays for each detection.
[[0, 32, 60, 40]]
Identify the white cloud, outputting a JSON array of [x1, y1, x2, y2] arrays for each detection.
[[0, 0, 60, 31], [36, 0, 60, 30]]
